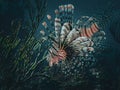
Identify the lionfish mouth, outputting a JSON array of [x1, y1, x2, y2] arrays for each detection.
[[57, 49, 67, 60], [42, 4, 106, 67], [48, 47, 67, 67]]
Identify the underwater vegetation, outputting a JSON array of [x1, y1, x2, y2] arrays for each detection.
[[0, 0, 48, 89]]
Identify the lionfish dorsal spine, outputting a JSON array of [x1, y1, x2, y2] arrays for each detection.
[[60, 22, 72, 42], [66, 28, 80, 43], [58, 4, 74, 25], [54, 18, 61, 39]]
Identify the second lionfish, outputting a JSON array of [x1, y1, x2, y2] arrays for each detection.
[[41, 4, 105, 67]]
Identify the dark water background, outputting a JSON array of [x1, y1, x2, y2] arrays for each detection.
[[0, 0, 120, 90]]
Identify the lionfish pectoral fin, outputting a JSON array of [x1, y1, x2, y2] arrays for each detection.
[[48, 36, 58, 44]]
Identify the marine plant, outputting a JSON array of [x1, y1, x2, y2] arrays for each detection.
[[0, 0, 48, 89]]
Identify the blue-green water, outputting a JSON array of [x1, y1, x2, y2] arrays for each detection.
[[0, 0, 120, 90]]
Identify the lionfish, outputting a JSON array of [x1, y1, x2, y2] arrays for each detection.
[[41, 4, 105, 69]]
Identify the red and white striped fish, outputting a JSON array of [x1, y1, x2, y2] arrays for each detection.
[[42, 4, 105, 67]]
